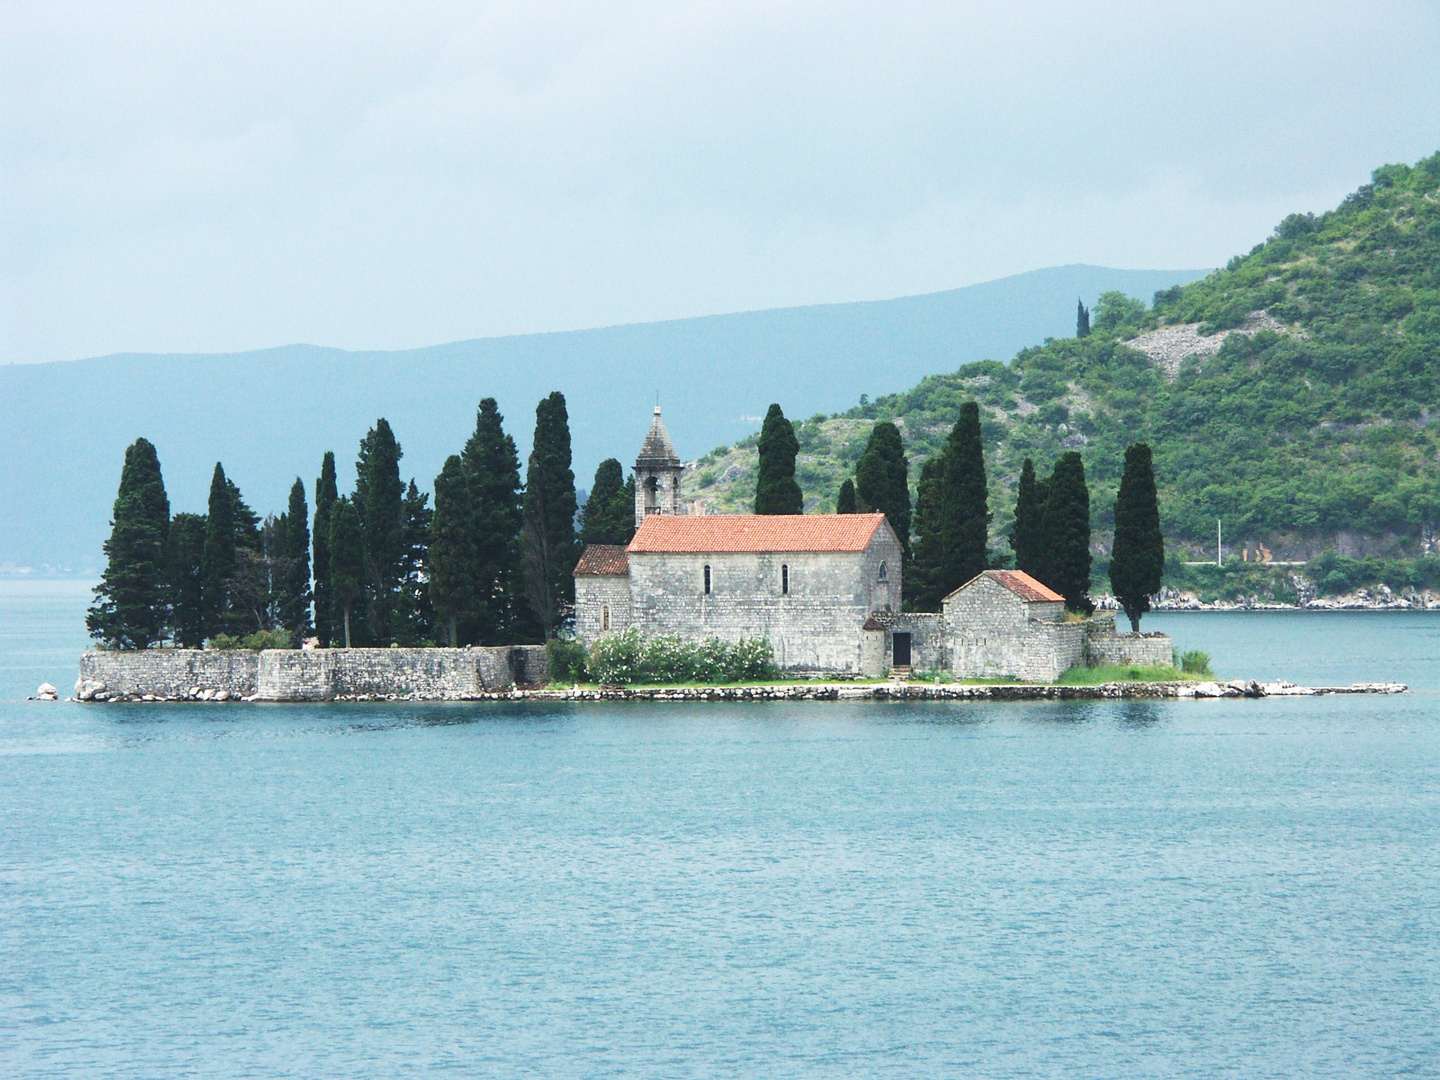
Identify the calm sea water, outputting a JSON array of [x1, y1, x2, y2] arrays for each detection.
[[2, 581, 1438, 1078]]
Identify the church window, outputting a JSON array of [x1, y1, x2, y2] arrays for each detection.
[[781, 564, 789, 594], [704, 565, 712, 594], [878, 561, 888, 582], [602, 606, 610, 631]]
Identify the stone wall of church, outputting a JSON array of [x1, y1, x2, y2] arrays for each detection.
[[626, 531, 903, 672], [575, 576, 633, 643]]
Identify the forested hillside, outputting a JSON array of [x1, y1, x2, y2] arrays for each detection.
[[687, 153, 1440, 558]]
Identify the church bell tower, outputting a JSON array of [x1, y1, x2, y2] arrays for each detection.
[[634, 406, 683, 528]]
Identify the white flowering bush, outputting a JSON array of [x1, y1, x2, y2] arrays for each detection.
[[588, 629, 778, 685]]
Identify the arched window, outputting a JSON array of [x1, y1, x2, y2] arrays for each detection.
[[781, 564, 789, 594], [602, 605, 610, 631], [703, 565, 712, 594], [878, 561, 888, 582]]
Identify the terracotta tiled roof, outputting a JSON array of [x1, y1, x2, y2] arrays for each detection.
[[948, 569, 1064, 603], [574, 544, 630, 576], [628, 513, 887, 553]]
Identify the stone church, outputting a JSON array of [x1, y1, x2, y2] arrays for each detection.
[[574, 408, 1170, 680]]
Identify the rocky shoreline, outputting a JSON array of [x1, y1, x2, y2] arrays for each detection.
[[1105, 585, 1440, 612], [65, 678, 1408, 704]]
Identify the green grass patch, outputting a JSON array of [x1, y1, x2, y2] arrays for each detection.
[[1057, 663, 1196, 685]]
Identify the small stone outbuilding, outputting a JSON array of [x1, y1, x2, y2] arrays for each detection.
[[942, 570, 1087, 683]]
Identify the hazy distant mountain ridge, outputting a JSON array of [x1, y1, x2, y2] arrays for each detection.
[[0, 265, 1203, 572], [687, 153, 1440, 557]]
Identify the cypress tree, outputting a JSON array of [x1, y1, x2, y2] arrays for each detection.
[[200, 462, 236, 639], [1109, 442, 1164, 631], [579, 458, 636, 546], [938, 402, 990, 596], [429, 455, 479, 647], [278, 478, 312, 644], [87, 437, 171, 649], [462, 398, 527, 643], [836, 479, 857, 514], [228, 480, 262, 551], [522, 391, 581, 639], [905, 456, 945, 610], [754, 404, 803, 514], [312, 452, 338, 646], [1077, 298, 1091, 338], [167, 511, 206, 648], [354, 419, 405, 643], [400, 479, 433, 644], [328, 496, 365, 648], [854, 421, 911, 553], [1009, 458, 1046, 582], [1043, 451, 1094, 614]]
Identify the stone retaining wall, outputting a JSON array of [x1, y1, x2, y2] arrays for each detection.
[[78, 650, 259, 699], [1087, 632, 1174, 668], [79, 646, 546, 702]]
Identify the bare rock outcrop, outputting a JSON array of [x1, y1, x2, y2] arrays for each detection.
[[1125, 311, 1293, 379]]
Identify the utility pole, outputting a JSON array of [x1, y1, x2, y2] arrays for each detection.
[[1217, 518, 1223, 567]]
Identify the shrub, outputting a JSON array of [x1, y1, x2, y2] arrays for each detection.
[[546, 636, 589, 683], [207, 629, 293, 650], [588, 629, 779, 685], [1179, 650, 1213, 676]]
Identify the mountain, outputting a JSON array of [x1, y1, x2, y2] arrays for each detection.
[[685, 153, 1440, 562], [1, 265, 1203, 573]]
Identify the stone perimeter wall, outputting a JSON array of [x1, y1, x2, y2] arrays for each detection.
[[1086, 632, 1174, 667], [78, 647, 547, 702]]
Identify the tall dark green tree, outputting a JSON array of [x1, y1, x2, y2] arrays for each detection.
[[200, 462, 236, 638], [1008, 457, 1047, 582], [228, 480, 262, 551], [522, 392, 581, 639], [905, 456, 945, 610], [855, 421, 911, 553], [328, 496, 365, 648], [1109, 443, 1164, 631], [462, 398, 527, 643], [167, 512, 206, 648], [277, 478, 312, 643], [399, 479, 433, 644], [1076, 298, 1091, 338], [355, 419, 405, 644], [87, 438, 171, 649], [1042, 451, 1094, 614], [312, 452, 338, 646], [429, 455, 479, 647], [938, 402, 990, 596], [754, 404, 803, 514], [579, 458, 636, 546], [836, 479, 857, 514]]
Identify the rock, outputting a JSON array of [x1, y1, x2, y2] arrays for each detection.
[[200, 689, 215, 701], [214, 690, 230, 702], [36, 683, 58, 700]]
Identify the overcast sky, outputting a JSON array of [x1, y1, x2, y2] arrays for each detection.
[[3, 1, 1438, 365]]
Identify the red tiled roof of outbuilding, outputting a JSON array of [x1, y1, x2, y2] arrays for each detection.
[[574, 544, 630, 576], [628, 513, 887, 554], [946, 569, 1065, 604]]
